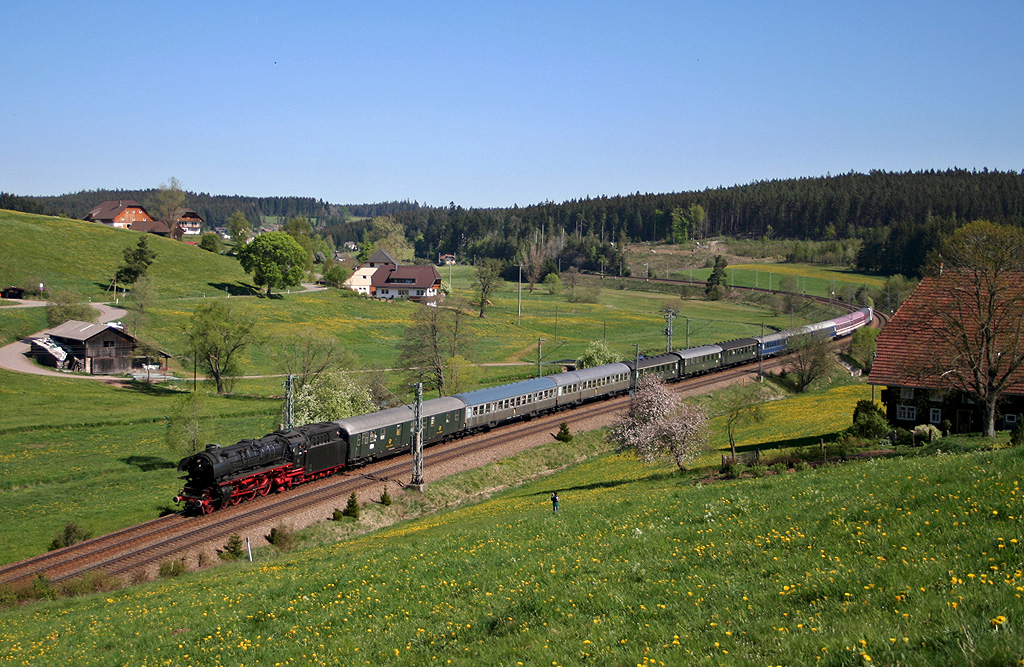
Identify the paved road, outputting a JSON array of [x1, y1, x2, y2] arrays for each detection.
[[0, 300, 128, 380]]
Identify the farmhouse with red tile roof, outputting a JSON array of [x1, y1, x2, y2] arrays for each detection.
[[341, 249, 441, 301], [868, 271, 1024, 433], [83, 200, 155, 229]]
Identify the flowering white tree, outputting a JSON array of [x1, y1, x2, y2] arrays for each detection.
[[293, 372, 375, 425], [609, 376, 709, 471]]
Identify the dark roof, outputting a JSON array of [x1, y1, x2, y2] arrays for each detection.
[[83, 200, 152, 223], [868, 271, 1024, 394], [129, 219, 173, 234], [370, 265, 442, 289], [171, 208, 203, 222], [47, 320, 134, 343], [366, 249, 399, 266]]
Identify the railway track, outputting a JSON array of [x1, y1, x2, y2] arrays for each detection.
[[1, 309, 885, 590]]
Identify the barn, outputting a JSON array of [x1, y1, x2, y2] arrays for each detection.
[[44, 321, 139, 375]]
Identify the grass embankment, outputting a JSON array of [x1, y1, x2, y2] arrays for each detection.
[[0, 370, 279, 564], [1, 437, 1019, 665]]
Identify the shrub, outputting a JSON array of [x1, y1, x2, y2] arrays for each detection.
[[158, 559, 187, 578], [555, 422, 573, 442], [342, 492, 360, 519], [1010, 421, 1024, 447], [48, 522, 92, 551], [847, 399, 890, 439], [32, 574, 55, 600], [913, 424, 942, 443], [61, 570, 110, 597], [748, 464, 767, 478], [722, 463, 743, 479], [793, 460, 809, 472], [380, 485, 393, 506], [219, 533, 245, 561], [769, 462, 787, 474], [267, 525, 297, 551]]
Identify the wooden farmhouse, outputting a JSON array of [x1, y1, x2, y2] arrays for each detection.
[[40, 321, 149, 375], [868, 271, 1024, 433], [83, 200, 156, 229]]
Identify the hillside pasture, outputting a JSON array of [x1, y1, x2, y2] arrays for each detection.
[[0, 209, 254, 300], [1, 438, 1019, 666]]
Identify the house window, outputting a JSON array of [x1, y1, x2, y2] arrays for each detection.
[[929, 390, 944, 402], [900, 387, 915, 400], [103, 340, 115, 348], [930, 408, 942, 424], [897, 405, 917, 421], [1006, 414, 1018, 428]]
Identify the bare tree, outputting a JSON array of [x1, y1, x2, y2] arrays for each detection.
[[920, 221, 1024, 437], [523, 242, 547, 292], [279, 331, 354, 392], [722, 382, 768, 459], [783, 334, 834, 393], [609, 376, 709, 471], [399, 301, 468, 396]]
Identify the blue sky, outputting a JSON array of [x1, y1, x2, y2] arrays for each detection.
[[2, 1, 1022, 208]]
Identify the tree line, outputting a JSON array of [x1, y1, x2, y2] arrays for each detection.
[[12, 169, 1024, 277]]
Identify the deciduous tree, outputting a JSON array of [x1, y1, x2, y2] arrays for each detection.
[[279, 330, 355, 392], [576, 340, 619, 369], [45, 289, 97, 326], [165, 391, 206, 456], [473, 259, 504, 318], [293, 371, 375, 425], [237, 231, 307, 297], [227, 210, 252, 248], [923, 221, 1024, 437], [184, 301, 260, 394], [783, 333, 834, 393], [722, 383, 768, 459], [609, 376, 709, 471]]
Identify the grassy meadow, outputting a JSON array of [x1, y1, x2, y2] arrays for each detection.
[[0, 433, 1019, 666], [0, 369, 280, 563], [0, 209, 254, 300]]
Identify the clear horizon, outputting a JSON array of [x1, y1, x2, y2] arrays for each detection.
[[2, 1, 1022, 209]]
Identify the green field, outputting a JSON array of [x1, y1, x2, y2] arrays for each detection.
[[0, 370, 280, 563], [0, 209, 254, 300], [1, 429, 1019, 666]]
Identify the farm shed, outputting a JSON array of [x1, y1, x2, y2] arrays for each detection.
[[44, 320, 154, 375]]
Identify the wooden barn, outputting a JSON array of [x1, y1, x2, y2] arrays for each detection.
[[45, 321, 139, 375]]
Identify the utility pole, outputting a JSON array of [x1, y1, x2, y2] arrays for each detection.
[[409, 382, 426, 490], [283, 374, 295, 429], [630, 343, 640, 400], [663, 309, 677, 352], [517, 264, 522, 326], [757, 323, 764, 382], [537, 338, 545, 378]]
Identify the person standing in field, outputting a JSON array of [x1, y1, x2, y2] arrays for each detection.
[[551, 491, 560, 513]]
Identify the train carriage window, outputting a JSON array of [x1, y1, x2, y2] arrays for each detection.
[[396, 425, 402, 436], [430, 416, 436, 426]]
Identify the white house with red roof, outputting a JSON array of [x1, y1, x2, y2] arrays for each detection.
[[342, 248, 441, 302]]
